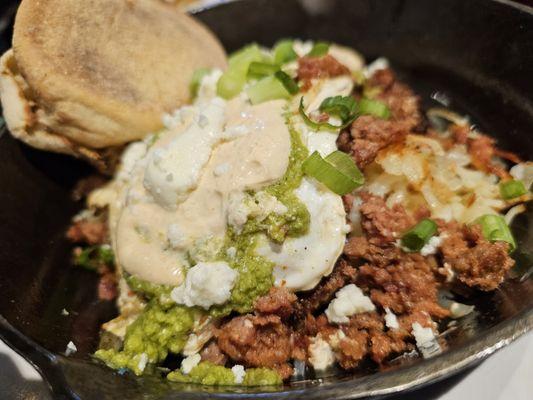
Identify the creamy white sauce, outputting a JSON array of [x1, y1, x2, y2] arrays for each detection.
[[115, 97, 290, 285]]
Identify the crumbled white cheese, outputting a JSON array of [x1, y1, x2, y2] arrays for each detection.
[[325, 284, 376, 324], [420, 235, 443, 256], [193, 69, 223, 101], [65, 341, 77, 356], [116, 141, 148, 183], [308, 336, 336, 371], [137, 353, 148, 373], [181, 353, 201, 375], [327, 330, 346, 350], [144, 98, 227, 209], [412, 322, 441, 358], [231, 365, 246, 384], [227, 191, 288, 232], [384, 307, 399, 330], [227, 191, 251, 231], [249, 191, 288, 219], [171, 262, 238, 309], [167, 223, 188, 249]]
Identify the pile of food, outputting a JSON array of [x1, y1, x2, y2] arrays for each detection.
[[65, 40, 532, 386]]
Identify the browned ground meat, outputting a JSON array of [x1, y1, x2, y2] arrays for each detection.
[[97, 271, 118, 301], [216, 314, 294, 378], [254, 287, 297, 319], [200, 341, 227, 366], [71, 175, 107, 201], [297, 55, 349, 90], [66, 219, 108, 245], [344, 236, 402, 267], [296, 259, 357, 317], [356, 254, 449, 319], [359, 192, 414, 245], [440, 222, 515, 290], [340, 68, 423, 169], [315, 312, 410, 369]]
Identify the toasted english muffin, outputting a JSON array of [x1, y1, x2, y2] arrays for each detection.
[[0, 0, 226, 164]]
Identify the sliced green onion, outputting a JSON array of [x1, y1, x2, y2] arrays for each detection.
[[302, 150, 364, 195], [247, 75, 291, 105], [189, 68, 211, 99], [319, 96, 357, 123], [358, 98, 391, 119], [273, 39, 297, 65], [307, 41, 330, 57], [401, 219, 438, 252], [274, 71, 299, 94], [248, 61, 280, 79], [500, 179, 528, 200], [218, 44, 264, 99], [299, 97, 356, 132], [476, 214, 516, 252], [228, 43, 263, 67]]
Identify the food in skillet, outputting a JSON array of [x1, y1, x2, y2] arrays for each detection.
[[64, 39, 532, 386]]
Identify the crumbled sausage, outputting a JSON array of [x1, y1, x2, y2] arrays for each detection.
[[216, 315, 293, 373], [297, 55, 349, 90], [359, 193, 414, 246], [297, 259, 357, 317], [97, 271, 117, 301], [440, 223, 515, 290], [200, 341, 227, 366], [66, 219, 108, 245], [345, 69, 423, 169], [254, 287, 297, 319]]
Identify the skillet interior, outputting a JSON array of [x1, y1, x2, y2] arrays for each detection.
[[0, 0, 532, 399]]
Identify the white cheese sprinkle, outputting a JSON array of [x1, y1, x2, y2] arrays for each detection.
[[231, 365, 246, 384], [308, 336, 335, 371], [325, 284, 376, 324], [171, 262, 238, 309], [412, 322, 441, 358], [65, 341, 77, 356], [420, 235, 443, 256], [384, 307, 399, 330], [181, 353, 201, 375]]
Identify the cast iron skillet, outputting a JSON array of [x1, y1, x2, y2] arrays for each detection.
[[0, 0, 532, 399]]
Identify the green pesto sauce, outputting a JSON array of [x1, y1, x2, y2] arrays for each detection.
[[167, 362, 282, 386], [208, 232, 274, 317], [125, 273, 172, 300], [95, 301, 194, 375]]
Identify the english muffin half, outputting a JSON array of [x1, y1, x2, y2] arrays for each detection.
[[0, 0, 226, 169]]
